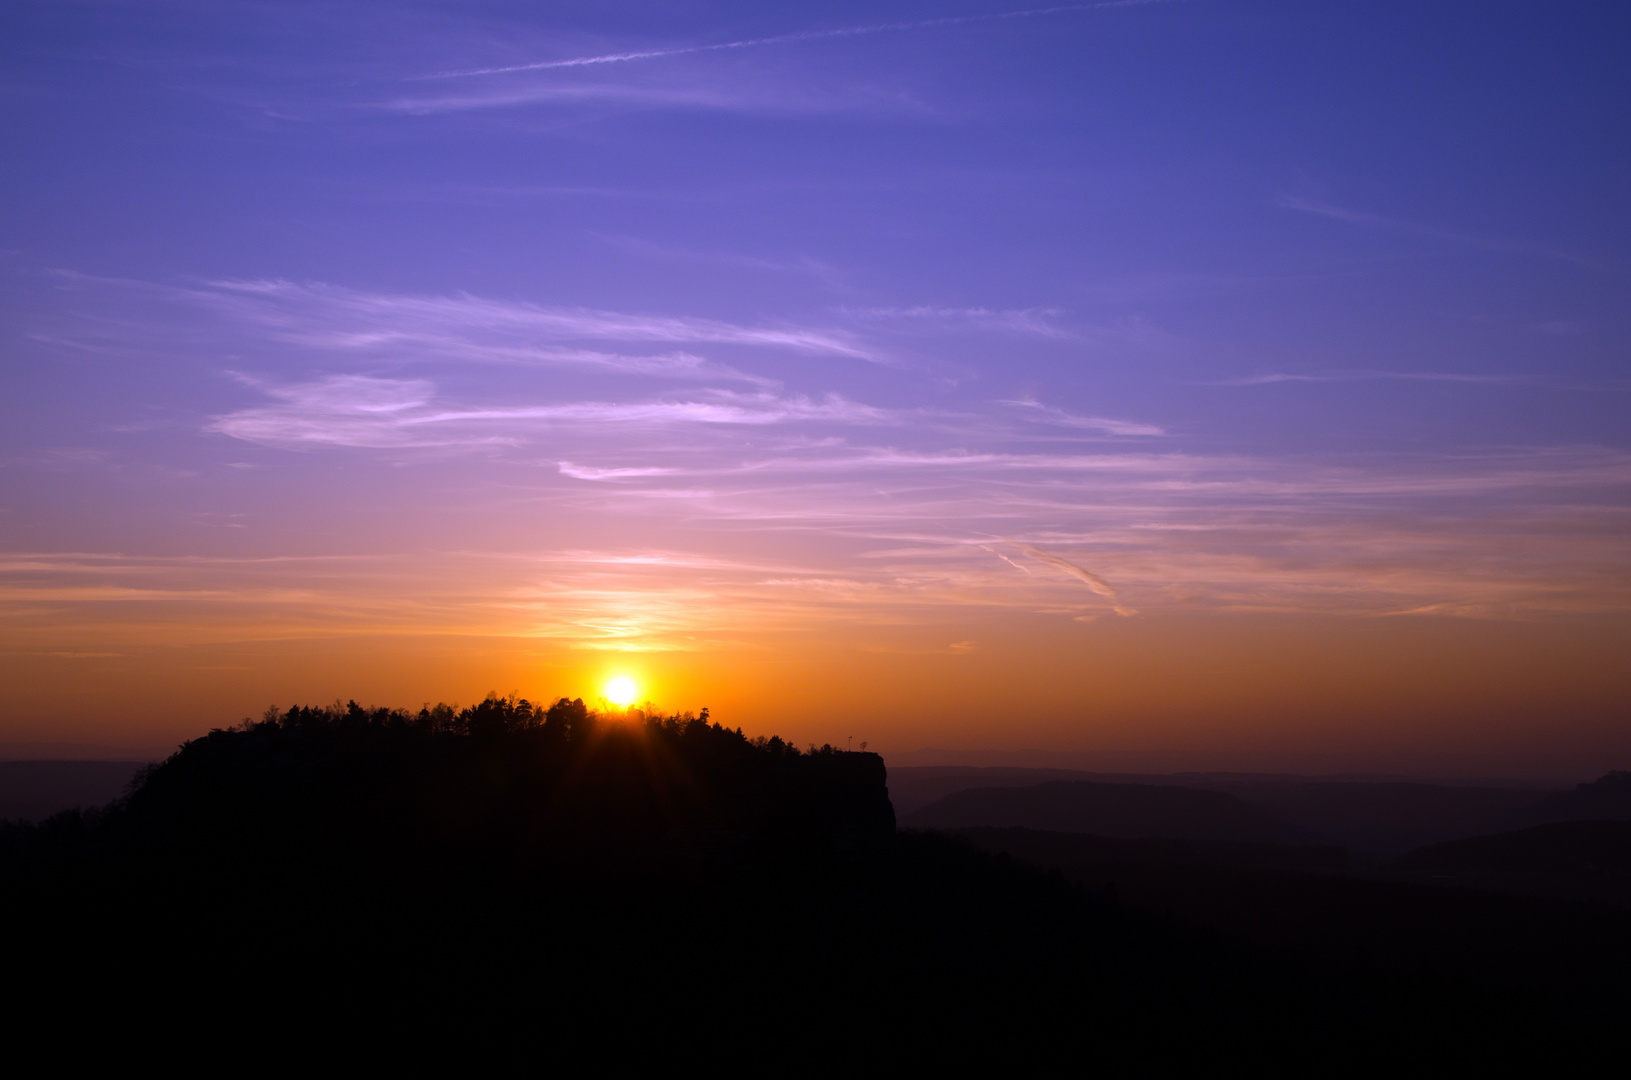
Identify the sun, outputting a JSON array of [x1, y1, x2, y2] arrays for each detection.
[[604, 676, 639, 708]]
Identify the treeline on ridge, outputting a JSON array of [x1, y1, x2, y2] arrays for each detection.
[[14, 692, 899, 881], [249, 691, 815, 754]]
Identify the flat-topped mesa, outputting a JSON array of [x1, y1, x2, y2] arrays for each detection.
[[112, 700, 896, 872]]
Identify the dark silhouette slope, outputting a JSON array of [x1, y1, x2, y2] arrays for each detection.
[[903, 779, 1310, 843], [952, 826, 1631, 1019]]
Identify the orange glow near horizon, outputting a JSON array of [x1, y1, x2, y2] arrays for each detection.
[[4, 608, 1628, 780], [2, 488, 1630, 777]]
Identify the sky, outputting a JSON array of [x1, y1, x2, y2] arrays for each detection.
[[2, 1, 1628, 774]]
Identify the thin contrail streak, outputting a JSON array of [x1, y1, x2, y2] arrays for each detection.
[[1014, 543, 1139, 616], [422, 2, 1167, 80]]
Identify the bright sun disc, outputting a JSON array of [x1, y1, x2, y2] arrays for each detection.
[[605, 676, 638, 707]]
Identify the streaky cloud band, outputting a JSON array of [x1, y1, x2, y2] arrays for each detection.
[[421, 2, 1173, 80], [1198, 370, 1630, 391]]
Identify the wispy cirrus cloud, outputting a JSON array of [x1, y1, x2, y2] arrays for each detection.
[[384, 3, 1172, 117], [1199, 370, 1630, 391], [594, 234, 848, 290], [1274, 194, 1614, 271], [22, 269, 1631, 644], [1012, 543, 1139, 615], [847, 305, 1071, 338], [558, 462, 680, 481], [208, 375, 896, 450], [1001, 399, 1166, 436], [195, 278, 873, 365], [33, 272, 881, 393], [381, 80, 806, 117], [419, 3, 1168, 80], [210, 375, 451, 449], [8, 441, 1630, 657]]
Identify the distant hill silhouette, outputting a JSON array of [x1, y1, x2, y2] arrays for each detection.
[[903, 780, 1311, 844], [1212, 780, 1548, 852], [888, 765, 1561, 851], [1396, 821, 1631, 905], [959, 828, 1351, 873], [0, 760, 150, 821], [887, 766, 1102, 815], [1510, 771, 1631, 827]]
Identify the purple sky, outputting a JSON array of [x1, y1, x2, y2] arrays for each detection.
[[2, 2, 1629, 767]]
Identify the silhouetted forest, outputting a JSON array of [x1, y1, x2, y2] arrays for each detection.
[[3, 698, 1623, 1065]]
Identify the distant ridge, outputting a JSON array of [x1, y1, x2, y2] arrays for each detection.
[[0, 760, 151, 822], [1395, 820, 1631, 906], [886, 751, 1567, 787], [902, 780, 1310, 844], [1510, 771, 1631, 828], [889, 766, 1575, 851]]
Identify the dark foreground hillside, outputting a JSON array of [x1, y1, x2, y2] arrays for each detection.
[[1, 699, 1615, 1066], [952, 826, 1631, 1019]]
